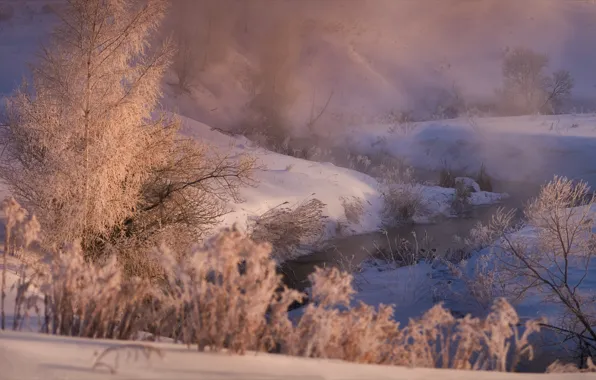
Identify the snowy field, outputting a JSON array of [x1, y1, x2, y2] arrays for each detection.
[[3, 330, 593, 380]]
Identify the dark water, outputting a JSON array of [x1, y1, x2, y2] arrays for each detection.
[[280, 177, 541, 292]]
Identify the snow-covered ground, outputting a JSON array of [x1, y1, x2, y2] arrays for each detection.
[[340, 114, 596, 187], [179, 116, 507, 244], [1, 330, 592, 380]]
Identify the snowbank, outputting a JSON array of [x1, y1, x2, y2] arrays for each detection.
[[179, 116, 508, 246], [0, 330, 589, 380]]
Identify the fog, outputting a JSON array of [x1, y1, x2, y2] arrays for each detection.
[[163, 0, 596, 133]]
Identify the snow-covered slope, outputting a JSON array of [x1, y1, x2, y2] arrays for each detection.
[[179, 116, 507, 245], [0, 330, 590, 380]]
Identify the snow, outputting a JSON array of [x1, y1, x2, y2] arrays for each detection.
[[179, 116, 508, 246], [340, 114, 596, 187], [457, 204, 596, 322], [0, 330, 590, 380]]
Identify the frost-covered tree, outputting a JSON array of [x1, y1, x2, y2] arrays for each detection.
[[498, 47, 573, 115], [0, 0, 255, 274], [1, 0, 174, 251]]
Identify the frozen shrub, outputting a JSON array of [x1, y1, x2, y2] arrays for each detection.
[[479, 177, 596, 364], [381, 185, 425, 226], [2, 198, 154, 337], [547, 358, 596, 373], [285, 267, 542, 371], [249, 199, 327, 262], [368, 154, 415, 185], [5, 200, 546, 371], [372, 230, 437, 268], [41, 246, 155, 338], [1, 198, 38, 330], [340, 196, 364, 225], [155, 228, 302, 353], [114, 141, 257, 279], [447, 253, 511, 314], [386, 110, 418, 136], [347, 154, 373, 173], [452, 182, 472, 215], [285, 267, 400, 361], [400, 298, 542, 371]]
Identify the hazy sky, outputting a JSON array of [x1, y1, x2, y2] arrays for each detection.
[[165, 0, 596, 127]]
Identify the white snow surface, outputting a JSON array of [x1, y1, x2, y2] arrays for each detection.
[[179, 116, 507, 245], [340, 114, 596, 187], [0, 330, 592, 380]]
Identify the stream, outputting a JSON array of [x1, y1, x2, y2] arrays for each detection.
[[279, 177, 563, 371], [280, 177, 543, 292]]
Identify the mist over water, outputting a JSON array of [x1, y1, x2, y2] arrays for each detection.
[[163, 0, 596, 131]]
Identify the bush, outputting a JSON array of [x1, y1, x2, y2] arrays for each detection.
[[386, 110, 418, 136], [3, 200, 545, 371], [1, 198, 154, 337], [452, 182, 472, 215], [288, 267, 541, 371], [381, 185, 425, 226], [249, 199, 327, 262], [341, 196, 364, 225], [372, 230, 437, 268], [155, 228, 303, 352]]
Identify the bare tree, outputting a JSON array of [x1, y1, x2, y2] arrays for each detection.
[[542, 70, 574, 114], [498, 47, 574, 115], [485, 177, 596, 366]]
